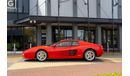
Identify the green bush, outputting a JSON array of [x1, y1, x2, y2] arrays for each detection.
[[7, 43, 12, 50], [7, 42, 20, 50], [96, 72, 122, 76], [15, 42, 20, 48]]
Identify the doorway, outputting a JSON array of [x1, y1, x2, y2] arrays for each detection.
[[102, 28, 118, 52], [23, 27, 37, 49], [78, 26, 96, 43]]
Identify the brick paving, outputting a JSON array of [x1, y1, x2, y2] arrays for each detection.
[[7, 53, 122, 76], [8, 62, 121, 76]]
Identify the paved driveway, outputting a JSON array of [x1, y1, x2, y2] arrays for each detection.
[[7, 53, 122, 76], [8, 62, 121, 76]]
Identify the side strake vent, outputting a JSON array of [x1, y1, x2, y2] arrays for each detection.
[[69, 50, 77, 56]]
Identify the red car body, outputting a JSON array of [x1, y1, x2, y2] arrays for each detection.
[[22, 39, 104, 60]]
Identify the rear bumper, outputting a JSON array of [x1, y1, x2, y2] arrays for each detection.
[[96, 46, 104, 57]]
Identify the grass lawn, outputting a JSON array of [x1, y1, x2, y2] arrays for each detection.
[[96, 72, 122, 76]]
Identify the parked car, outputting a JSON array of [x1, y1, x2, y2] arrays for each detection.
[[22, 39, 104, 61]]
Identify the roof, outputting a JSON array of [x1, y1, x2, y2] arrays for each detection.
[[15, 16, 122, 25]]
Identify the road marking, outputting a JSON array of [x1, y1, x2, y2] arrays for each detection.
[[8, 61, 96, 70]]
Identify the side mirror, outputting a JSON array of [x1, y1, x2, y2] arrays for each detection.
[[51, 45, 56, 48]]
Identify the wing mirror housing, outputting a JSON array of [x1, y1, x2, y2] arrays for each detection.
[[51, 44, 56, 48]]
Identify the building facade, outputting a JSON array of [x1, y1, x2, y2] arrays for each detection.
[[7, 0, 122, 52]]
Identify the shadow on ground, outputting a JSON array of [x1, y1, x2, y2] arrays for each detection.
[[24, 58, 113, 63]]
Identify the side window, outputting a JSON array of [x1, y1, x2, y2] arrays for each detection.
[[56, 42, 71, 47], [71, 41, 79, 46]]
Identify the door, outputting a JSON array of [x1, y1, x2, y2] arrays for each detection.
[[78, 27, 96, 43], [67, 41, 81, 58], [24, 27, 37, 49], [102, 28, 118, 51], [50, 41, 81, 59], [51, 41, 72, 59], [84, 29, 96, 43]]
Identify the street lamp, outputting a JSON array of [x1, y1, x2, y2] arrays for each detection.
[[36, 0, 39, 15], [57, 0, 70, 41], [112, 0, 119, 52], [87, 0, 90, 42], [58, 0, 60, 41], [83, 0, 90, 42]]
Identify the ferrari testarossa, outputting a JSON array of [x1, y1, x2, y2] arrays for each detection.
[[22, 39, 104, 61]]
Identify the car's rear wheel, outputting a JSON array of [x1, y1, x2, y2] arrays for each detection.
[[36, 50, 47, 62], [84, 50, 95, 61]]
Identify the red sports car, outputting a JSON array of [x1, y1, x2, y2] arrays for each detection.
[[22, 39, 104, 61]]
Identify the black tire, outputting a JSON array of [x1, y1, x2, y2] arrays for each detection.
[[36, 50, 47, 62], [84, 49, 96, 61]]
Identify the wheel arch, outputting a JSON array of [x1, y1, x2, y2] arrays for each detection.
[[83, 48, 97, 57], [35, 49, 48, 59]]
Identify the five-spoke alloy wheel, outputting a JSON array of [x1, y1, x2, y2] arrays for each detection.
[[36, 50, 47, 62], [84, 50, 95, 61]]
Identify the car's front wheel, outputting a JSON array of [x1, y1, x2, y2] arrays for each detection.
[[84, 50, 96, 61], [36, 50, 47, 62]]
